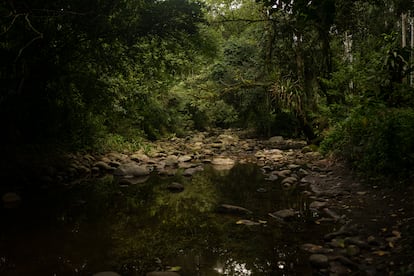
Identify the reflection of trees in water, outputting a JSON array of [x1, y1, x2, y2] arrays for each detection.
[[94, 164, 312, 274]]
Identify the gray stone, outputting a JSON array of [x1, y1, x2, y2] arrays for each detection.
[[271, 209, 297, 219], [309, 254, 329, 268], [114, 163, 150, 177]]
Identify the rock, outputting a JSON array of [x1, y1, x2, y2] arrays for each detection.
[[310, 201, 328, 209], [158, 168, 177, 176], [109, 160, 121, 168], [94, 161, 114, 171], [276, 170, 291, 178], [178, 155, 192, 162], [256, 188, 267, 193], [93, 272, 121, 276], [211, 157, 235, 171], [146, 272, 180, 276], [265, 174, 278, 181], [345, 237, 370, 249], [281, 176, 298, 185], [2, 192, 21, 208], [287, 164, 301, 169], [271, 209, 297, 219], [182, 166, 204, 176], [113, 163, 150, 177], [301, 243, 333, 254], [130, 152, 150, 162], [211, 157, 235, 166], [309, 254, 329, 268], [165, 155, 179, 167], [268, 136, 284, 144], [236, 219, 261, 226], [167, 182, 184, 192], [217, 204, 253, 215]]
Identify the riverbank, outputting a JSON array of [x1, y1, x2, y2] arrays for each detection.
[[1, 129, 413, 275]]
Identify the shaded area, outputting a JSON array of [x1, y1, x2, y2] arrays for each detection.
[[0, 164, 332, 275]]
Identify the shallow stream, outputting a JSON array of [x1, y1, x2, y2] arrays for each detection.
[[0, 164, 333, 275]]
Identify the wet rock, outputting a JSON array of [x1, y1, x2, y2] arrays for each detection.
[[301, 243, 333, 254], [256, 188, 267, 193], [167, 182, 184, 192], [310, 201, 328, 209], [270, 209, 297, 219], [309, 254, 329, 268], [146, 272, 180, 276], [182, 166, 204, 176], [324, 223, 358, 240], [236, 219, 261, 226], [2, 192, 21, 208], [93, 272, 121, 276], [114, 163, 150, 177], [323, 208, 345, 222], [158, 168, 177, 176], [217, 204, 253, 215]]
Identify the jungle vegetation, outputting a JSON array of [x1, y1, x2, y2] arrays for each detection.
[[1, 0, 414, 180]]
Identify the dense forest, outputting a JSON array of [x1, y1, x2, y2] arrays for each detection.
[[1, 1, 414, 275], [1, 0, 414, 179]]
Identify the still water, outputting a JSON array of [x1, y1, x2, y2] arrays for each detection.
[[0, 164, 331, 275]]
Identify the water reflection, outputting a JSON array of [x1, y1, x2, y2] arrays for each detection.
[[0, 163, 326, 275]]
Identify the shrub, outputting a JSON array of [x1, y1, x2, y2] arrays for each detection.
[[321, 106, 414, 180]]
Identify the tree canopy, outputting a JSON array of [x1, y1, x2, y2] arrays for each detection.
[[1, 0, 413, 178]]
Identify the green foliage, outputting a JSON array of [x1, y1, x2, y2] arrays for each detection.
[[321, 106, 414, 180], [0, 0, 213, 148]]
